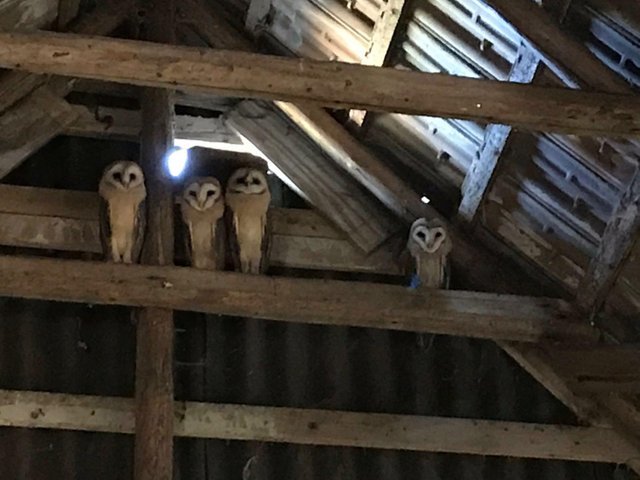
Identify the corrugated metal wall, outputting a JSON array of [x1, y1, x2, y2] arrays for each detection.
[[0, 136, 636, 479]]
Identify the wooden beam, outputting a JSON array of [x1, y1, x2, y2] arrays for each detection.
[[0, 2, 134, 179], [349, 0, 408, 126], [0, 0, 57, 31], [457, 46, 541, 223], [65, 104, 242, 144], [0, 254, 597, 344], [577, 169, 640, 313], [134, 1, 175, 479], [0, 32, 638, 136], [0, 184, 402, 274], [0, 1, 133, 115], [545, 345, 640, 394], [0, 86, 79, 178], [483, 0, 630, 93], [0, 389, 635, 463], [225, 101, 401, 253]]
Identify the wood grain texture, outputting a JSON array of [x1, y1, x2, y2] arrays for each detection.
[[66, 104, 242, 144], [0, 86, 79, 179], [0, 0, 132, 115], [457, 46, 541, 223], [0, 31, 638, 135], [483, 0, 631, 93], [577, 169, 640, 313], [134, 2, 176, 479], [0, 184, 402, 274], [0, 389, 636, 463], [0, 254, 598, 343], [226, 101, 401, 253]]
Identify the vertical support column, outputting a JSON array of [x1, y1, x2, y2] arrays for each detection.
[[134, 3, 176, 480]]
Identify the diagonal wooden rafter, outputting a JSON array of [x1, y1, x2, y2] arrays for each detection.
[[482, 0, 630, 93], [0, 86, 79, 178], [457, 45, 542, 224], [0, 0, 134, 179], [180, 0, 559, 295], [0, 388, 638, 464], [0, 32, 638, 136], [478, 0, 639, 316], [182, 5, 640, 471]]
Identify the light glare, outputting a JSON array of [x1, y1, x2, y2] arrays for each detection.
[[167, 147, 189, 178], [421, 196, 431, 205]]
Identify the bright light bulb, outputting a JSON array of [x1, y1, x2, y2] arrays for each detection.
[[420, 196, 431, 205], [166, 147, 189, 178]]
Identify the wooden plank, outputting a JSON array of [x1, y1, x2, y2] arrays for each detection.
[[0, 0, 133, 115], [545, 345, 640, 393], [0, 389, 636, 463], [577, 169, 640, 314], [499, 342, 640, 475], [0, 32, 638, 136], [0, 184, 402, 274], [0, 86, 79, 178], [484, 0, 630, 93], [350, 0, 408, 126], [66, 104, 242, 144], [0, 254, 598, 344], [181, 0, 567, 299], [457, 46, 541, 223], [226, 100, 401, 253]]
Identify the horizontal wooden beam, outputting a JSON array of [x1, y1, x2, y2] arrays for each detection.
[[0, 184, 400, 275], [0, 389, 634, 463], [0, 185, 405, 275], [0, 31, 638, 136], [66, 104, 242, 144], [0, 253, 595, 343]]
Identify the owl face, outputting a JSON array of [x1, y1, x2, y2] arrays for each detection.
[[103, 161, 145, 191], [183, 177, 223, 212], [409, 218, 447, 254], [227, 168, 268, 195]]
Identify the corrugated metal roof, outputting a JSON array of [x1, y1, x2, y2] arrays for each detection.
[[250, 0, 640, 311]]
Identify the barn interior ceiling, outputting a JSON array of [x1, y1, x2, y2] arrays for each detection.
[[0, 0, 639, 479]]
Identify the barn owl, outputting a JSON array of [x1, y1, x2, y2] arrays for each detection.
[[98, 161, 147, 264], [226, 168, 271, 274], [406, 217, 452, 289], [180, 177, 226, 270]]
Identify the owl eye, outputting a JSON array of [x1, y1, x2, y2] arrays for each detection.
[[206, 190, 216, 198], [434, 231, 443, 240], [417, 231, 426, 240], [113, 172, 123, 181], [252, 178, 261, 185], [189, 191, 198, 198], [129, 173, 137, 182]]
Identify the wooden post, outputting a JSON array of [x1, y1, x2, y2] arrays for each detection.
[[134, 2, 176, 480]]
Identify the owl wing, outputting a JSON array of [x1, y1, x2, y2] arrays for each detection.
[[99, 196, 113, 261], [225, 205, 242, 272], [180, 215, 194, 267], [259, 208, 272, 274], [214, 215, 227, 271], [131, 198, 147, 264]]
